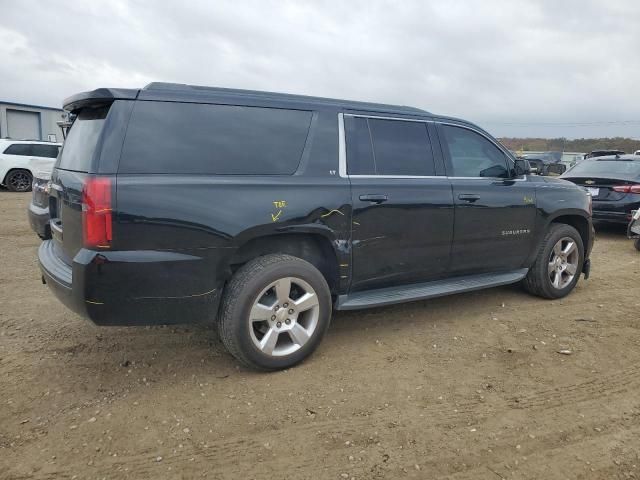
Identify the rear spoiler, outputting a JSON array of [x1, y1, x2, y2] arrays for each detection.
[[63, 88, 139, 113]]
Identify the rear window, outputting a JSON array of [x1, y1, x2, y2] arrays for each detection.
[[567, 159, 640, 177], [57, 106, 110, 172], [119, 102, 313, 175]]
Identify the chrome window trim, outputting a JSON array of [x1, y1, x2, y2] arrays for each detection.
[[338, 113, 526, 181], [446, 176, 527, 182], [338, 112, 347, 177], [349, 175, 446, 179], [346, 113, 431, 123]]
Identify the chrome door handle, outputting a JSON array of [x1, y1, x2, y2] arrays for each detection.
[[359, 194, 388, 203], [458, 194, 480, 202]]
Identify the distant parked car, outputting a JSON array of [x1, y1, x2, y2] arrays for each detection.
[[521, 153, 566, 176], [27, 158, 56, 239], [634, 150, 640, 156], [0, 139, 61, 192], [584, 149, 625, 159], [562, 155, 640, 224]]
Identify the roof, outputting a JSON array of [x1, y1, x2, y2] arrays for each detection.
[[64, 82, 431, 117], [0, 100, 63, 112], [139, 82, 430, 116]]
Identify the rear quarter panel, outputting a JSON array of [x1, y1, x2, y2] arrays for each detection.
[[112, 108, 352, 300]]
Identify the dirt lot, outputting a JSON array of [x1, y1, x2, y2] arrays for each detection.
[[1, 190, 639, 480]]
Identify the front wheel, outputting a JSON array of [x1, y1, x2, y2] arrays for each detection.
[[523, 224, 584, 299], [218, 254, 332, 370]]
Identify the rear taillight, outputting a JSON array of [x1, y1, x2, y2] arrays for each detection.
[[82, 177, 112, 249], [613, 185, 640, 193]]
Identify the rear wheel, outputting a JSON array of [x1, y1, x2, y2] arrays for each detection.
[[218, 254, 332, 370], [523, 224, 584, 299], [6, 169, 32, 192]]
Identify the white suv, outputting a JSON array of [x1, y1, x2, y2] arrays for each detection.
[[0, 139, 61, 192]]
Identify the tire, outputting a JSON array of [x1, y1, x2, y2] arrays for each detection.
[[5, 169, 32, 192], [634, 238, 640, 252], [523, 224, 584, 299], [218, 253, 332, 371]]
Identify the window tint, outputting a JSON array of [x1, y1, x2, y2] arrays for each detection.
[[344, 117, 375, 174], [441, 125, 509, 178], [119, 102, 313, 175], [369, 119, 434, 176], [3, 144, 33, 156], [31, 144, 60, 158], [345, 116, 435, 176], [58, 106, 110, 172]]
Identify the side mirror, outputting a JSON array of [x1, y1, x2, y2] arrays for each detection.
[[514, 158, 531, 176]]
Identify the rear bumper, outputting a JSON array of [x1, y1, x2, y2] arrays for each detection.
[[592, 210, 632, 224], [28, 203, 51, 239], [38, 240, 223, 326], [592, 199, 640, 225]]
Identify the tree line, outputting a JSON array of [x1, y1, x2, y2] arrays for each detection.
[[498, 137, 640, 153]]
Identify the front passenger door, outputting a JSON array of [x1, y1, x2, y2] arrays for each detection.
[[437, 123, 537, 275]]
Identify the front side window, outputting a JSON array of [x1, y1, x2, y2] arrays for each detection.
[[345, 116, 435, 176], [441, 125, 509, 178], [3, 144, 33, 156]]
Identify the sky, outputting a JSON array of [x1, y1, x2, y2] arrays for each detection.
[[1, 0, 640, 139]]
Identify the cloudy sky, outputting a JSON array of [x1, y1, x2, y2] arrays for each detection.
[[1, 0, 639, 138]]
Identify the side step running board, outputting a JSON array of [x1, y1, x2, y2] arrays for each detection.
[[336, 269, 528, 310]]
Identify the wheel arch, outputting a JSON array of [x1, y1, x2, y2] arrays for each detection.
[[3, 167, 33, 187], [548, 212, 591, 253], [525, 210, 592, 268], [225, 231, 343, 296]]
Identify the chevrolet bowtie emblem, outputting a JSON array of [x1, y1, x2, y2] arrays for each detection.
[[585, 180, 595, 185]]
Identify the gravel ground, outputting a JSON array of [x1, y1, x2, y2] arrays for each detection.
[[1, 190, 639, 479]]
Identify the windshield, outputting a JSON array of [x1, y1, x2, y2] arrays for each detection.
[[566, 159, 640, 177]]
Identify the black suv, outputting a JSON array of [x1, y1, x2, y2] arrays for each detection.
[[38, 83, 594, 370]]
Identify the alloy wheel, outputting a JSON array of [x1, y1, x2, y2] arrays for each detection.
[[9, 171, 31, 192], [548, 236, 580, 289], [248, 277, 320, 357]]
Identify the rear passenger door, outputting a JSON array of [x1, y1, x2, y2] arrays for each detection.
[[343, 114, 454, 292], [436, 123, 537, 274]]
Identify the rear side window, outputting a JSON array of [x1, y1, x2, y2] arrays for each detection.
[[119, 102, 313, 175], [58, 106, 110, 172], [31, 144, 60, 158], [3, 144, 32, 156], [345, 116, 435, 176]]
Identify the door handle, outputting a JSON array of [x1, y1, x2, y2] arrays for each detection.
[[458, 194, 480, 202], [359, 194, 388, 203]]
